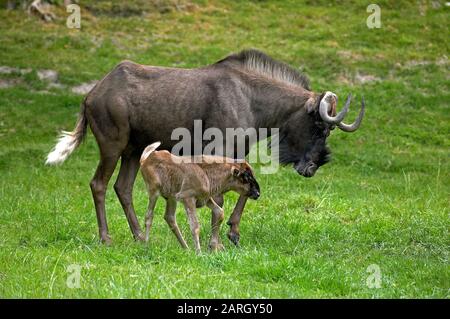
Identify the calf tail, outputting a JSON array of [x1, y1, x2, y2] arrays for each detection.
[[140, 142, 162, 165], [45, 100, 88, 165]]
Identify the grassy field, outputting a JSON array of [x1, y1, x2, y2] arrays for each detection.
[[0, 0, 448, 298]]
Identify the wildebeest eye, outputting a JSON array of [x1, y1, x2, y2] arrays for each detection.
[[241, 170, 254, 183]]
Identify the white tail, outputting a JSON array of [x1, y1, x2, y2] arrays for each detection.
[[46, 102, 87, 166], [140, 142, 162, 165], [45, 131, 80, 165]]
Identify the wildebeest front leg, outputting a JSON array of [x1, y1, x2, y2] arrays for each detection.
[[206, 198, 225, 251], [183, 198, 201, 253], [227, 195, 248, 246], [114, 152, 144, 241]]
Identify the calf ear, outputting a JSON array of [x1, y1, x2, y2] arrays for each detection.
[[242, 162, 254, 172]]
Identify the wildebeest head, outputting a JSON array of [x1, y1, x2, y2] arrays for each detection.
[[279, 91, 365, 177]]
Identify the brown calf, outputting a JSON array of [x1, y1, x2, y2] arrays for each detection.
[[139, 142, 260, 253]]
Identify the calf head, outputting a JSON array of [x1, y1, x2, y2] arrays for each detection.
[[230, 162, 260, 200]]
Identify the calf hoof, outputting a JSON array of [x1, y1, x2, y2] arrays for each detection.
[[134, 231, 146, 242], [209, 242, 225, 252], [227, 232, 240, 246]]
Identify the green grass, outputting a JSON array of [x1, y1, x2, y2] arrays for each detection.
[[0, 0, 448, 298]]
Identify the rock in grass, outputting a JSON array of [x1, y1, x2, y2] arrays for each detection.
[[0, 78, 21, 89], [0, 66, 32, 75], [0, 66, 20, 74], [71, 81, 98, 95], [37, 69, 58, 83]]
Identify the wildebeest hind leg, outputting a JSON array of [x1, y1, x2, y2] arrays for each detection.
[[90, 152, 121, 244], [86, 97, 129, 244], [114, 151, 144, 241]]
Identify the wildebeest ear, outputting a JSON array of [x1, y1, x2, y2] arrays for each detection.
[[305, 93, 326, 114], [305, 96, 319, 114]]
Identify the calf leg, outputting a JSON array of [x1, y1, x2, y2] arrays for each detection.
[[212, 194, 224, 207], [206, 198, 225, 251], [90, 153, 120, 244], [226, 195, 248, 246], [114, 152, 144, 241], [144, 191, 159, 243], [175, 189, 198, 201], [164, 198, 188, 249], [183, 197, 201, 253]]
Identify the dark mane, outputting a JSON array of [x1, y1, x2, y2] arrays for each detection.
[[216, 49, 310, 90]]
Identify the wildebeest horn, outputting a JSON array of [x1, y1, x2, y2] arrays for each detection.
[[319, 91, 351, 124], [337, 96, 365, 132]]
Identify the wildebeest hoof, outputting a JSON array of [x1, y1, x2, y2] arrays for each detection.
[[227, 232, 240, 246], [100, 234, 112, 245]]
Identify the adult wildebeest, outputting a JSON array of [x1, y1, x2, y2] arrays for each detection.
[[46, 49, 364, 245]]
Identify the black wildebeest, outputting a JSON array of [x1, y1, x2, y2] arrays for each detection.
[[46, 49, 364, 245]]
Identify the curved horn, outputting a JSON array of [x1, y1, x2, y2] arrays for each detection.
[[319, 92, 351, 124], [337, 96, 365, 132]]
